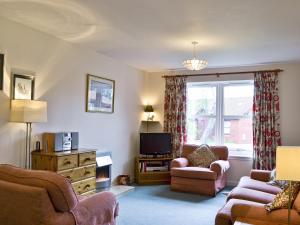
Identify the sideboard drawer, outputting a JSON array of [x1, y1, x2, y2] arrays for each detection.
[[72, 177, 96, 195], [32, 149, 97, 196], [57, 155, 78, 171], [79, 151, 96, 166], [58, 164, 96, 182]]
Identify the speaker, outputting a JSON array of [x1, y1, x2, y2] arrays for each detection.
[[71, 132, 79, 150], [54, 133, 63, 151], [62, 132, 72, 150], [43, 132, 72, 152]]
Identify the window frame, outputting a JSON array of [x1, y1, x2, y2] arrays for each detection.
[[186, 80, 254, 158]]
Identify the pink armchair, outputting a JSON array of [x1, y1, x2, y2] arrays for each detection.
[[0, 164, 118, 225], [170, 144, 230, 196]]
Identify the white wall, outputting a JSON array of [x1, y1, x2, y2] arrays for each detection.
[[145, 62, 300, 185], [0, 18, 146, 182]]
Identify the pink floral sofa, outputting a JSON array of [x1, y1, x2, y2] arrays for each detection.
[[0, 164, 119, 225]]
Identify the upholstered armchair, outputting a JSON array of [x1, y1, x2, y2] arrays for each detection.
[[0, 164, 118, 225], [170, 144, 230, 196]]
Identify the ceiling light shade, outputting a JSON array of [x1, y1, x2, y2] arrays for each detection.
[[183, 41, 208, 71], [183, 59, 208, 71]]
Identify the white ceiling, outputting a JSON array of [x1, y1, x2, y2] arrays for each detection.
[[1, 0, 300, 72]]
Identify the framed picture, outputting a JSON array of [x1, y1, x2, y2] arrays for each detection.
[[86, 74, 115, 113], [0, 54, 4, 91], [12, 74, 35, 100]]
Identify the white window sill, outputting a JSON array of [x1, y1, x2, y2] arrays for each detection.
[[228, 154, 253, 161]]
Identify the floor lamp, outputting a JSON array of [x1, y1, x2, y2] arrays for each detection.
[[276, 146, 300, 225], [10, 100, 47, 169]]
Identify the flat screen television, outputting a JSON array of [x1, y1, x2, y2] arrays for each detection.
[[140, 133, 172, 155]]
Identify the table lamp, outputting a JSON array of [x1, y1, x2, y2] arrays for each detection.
[[144, 105, 154, 132], [276, 146, 300, 225], [10, 100, 47, 169]]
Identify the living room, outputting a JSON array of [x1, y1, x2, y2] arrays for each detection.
[[0, 1, 300, 225]]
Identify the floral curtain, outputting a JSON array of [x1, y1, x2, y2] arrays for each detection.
[[164, 76, 187, 157], [253, 71, 281, 170]]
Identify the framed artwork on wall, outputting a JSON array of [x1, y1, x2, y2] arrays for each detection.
[[0, 54, 11, 97], [0, 54, 4, 91], [86, 74, 115, 113], [12, 74, 35, 100]]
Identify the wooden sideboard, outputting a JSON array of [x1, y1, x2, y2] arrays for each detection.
[[31, 149, 97, 195]]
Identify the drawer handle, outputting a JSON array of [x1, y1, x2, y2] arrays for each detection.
[[84, 184, 91, 189], [84, 171, 91, 176], [63, 160, 71, 165], [84, 157, 91, 162]]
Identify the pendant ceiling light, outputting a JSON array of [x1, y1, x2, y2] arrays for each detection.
[[183, 41, 208, 71]]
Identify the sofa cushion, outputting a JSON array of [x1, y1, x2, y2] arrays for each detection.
[[238, 176, 282, 195], [250, 169, 272, 182], [227, 187, 275, 204], [171, 176, 217, 196], [267, 169, 288, 189], [187, 145, 217, 167], [265, 182, 300, 212], [231, 202, 300, 225], [0, 164, 78, 212], [182, 144, 228, 160], [171, 167, 217, 180], [215, 198, 263, 225]]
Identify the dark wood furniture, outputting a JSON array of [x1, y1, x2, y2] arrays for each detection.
[[31, 149, 96, 195]]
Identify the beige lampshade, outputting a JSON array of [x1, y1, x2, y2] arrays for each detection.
[[10, 100, 47, 123], [276, 146, 300, 181]]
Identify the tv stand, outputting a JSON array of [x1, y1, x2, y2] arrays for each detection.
[[135, 156, 173, 185]]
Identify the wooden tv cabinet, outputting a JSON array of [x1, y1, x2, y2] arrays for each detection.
[[135, 157, 173, 185]]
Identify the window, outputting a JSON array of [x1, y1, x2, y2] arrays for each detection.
[[186, 81, 254, 157]]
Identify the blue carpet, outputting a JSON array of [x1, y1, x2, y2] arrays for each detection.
[[117, 185, 231, 225]]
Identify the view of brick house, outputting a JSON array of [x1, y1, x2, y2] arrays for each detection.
[[188, 95, 253, 149]]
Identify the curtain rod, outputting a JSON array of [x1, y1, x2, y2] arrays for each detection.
[[162, 69, 283, 78]]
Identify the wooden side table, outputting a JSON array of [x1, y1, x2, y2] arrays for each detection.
[[235, 218, 286, 225]]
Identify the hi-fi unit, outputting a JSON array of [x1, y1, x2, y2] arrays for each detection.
[[43, 132, 79, 152]]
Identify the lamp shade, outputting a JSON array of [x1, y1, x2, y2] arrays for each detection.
[[10, 100, 47, 123], [144, 105, 154, 113], [276, 146, 300, 181]]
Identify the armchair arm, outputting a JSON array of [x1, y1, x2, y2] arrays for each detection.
[[232, 203, 300, 225], [73, 191, 119, 225], [171, 157, 188, 168], [250, 169, 272, 182], [210, 160, 230, 176]]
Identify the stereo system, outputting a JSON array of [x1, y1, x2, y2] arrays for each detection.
[[43, 132, 79, 152]]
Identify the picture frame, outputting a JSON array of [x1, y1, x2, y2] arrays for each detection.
[[12, 74, 35, 100], [86, 74, 115, 113], [0, 54, 4, 91]]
